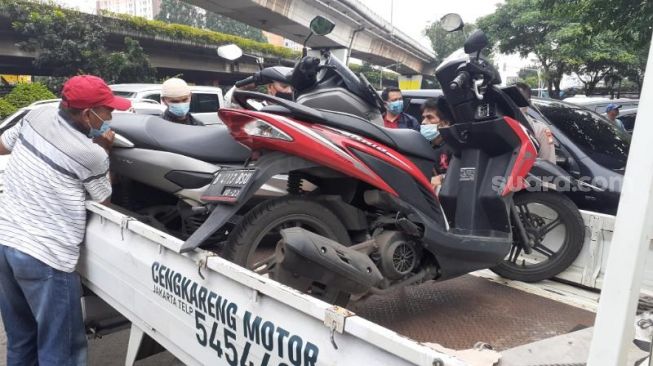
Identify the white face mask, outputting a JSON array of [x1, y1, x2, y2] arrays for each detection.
[[87, 109, 110, 139]]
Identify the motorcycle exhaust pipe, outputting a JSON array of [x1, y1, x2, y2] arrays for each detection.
[[278, 228, 384, 295]]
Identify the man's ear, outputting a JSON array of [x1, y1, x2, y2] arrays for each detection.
[[80, 108, 92, 123]]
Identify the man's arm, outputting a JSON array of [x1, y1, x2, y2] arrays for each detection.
[[0, 117, 24, 155], [0, 140, 10, 155]]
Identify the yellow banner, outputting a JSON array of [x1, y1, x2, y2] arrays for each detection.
[[398, 75, 423, 90], [1, 75, 31, 85]]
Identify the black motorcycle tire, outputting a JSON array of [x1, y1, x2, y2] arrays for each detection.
[[491, 191, 585, 282], [222, 196, 352, 306]]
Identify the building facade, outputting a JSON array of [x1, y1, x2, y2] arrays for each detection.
[[96, 0, 161, 19]]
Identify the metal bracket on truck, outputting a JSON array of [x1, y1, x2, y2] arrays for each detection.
[[79, 202, 467, 366]]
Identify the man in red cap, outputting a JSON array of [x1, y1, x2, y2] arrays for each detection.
[[0, 75, 130, 365]]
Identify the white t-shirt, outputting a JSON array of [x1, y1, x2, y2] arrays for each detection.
[[0, 107, 111, 272]]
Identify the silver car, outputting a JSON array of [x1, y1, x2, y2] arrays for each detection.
[[110, 84, 224, 125]]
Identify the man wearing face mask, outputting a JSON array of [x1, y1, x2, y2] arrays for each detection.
[[0, 75, 130, 365], [381, 87, 419, 131], [160, 77, 203, 125]]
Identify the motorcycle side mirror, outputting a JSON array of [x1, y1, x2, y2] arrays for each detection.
[[463, 29, 489, 60], [302, 16, 335, 58], [217, 44, 243, 61], [440, 13, 464, 32], [309, 16, 335, 36]]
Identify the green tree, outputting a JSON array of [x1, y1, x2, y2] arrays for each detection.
[[5, 1, 156, 84], [544, 0, 653, 47], [477, 0, 572, 98], [155, 0, 203, 28], [12, 7, 107, 76], [348, 62, 398, 89], [103, 37, 157, 84], [564, 30, 637, 95], [205, 12, 265, 43], [517, 68, 540, 88], [423, 20, 478, 66]]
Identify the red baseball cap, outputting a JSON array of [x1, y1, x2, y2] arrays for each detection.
[[61, 75, 131, 111]]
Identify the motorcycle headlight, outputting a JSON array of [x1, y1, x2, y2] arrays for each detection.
[[243, 119, 293, 141]]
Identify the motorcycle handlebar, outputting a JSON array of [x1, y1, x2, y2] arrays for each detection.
[[449, 71, 470, 90], [235, 75, 257, 88]]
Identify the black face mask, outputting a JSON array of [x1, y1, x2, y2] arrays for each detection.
[[275, 91, 293, 101]]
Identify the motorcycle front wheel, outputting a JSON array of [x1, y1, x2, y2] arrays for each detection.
[[491, 191, 585, 282], [222, 196, 352, 306]]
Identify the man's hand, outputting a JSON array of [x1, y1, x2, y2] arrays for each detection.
[[430, 174, 444, 192], [93, 129, 115, 153]]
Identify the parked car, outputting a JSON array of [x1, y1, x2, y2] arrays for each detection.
[[400, 90, 628, 214], [109, 83, 223, 124], [615, 108, 638, 133], [562, 95, 638, 114]]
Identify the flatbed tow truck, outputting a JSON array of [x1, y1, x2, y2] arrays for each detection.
[[77, 202, 652, 365], [4, 31, 653, 366]]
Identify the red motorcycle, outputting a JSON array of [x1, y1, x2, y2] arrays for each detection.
[[181, 16, 537, 305]]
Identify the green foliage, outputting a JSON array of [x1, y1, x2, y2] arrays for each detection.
[[156, 0, 203, 28], [205, 12, 266, 43], [4, 83, 56, 109], [1, 0, 157, 83], [0, 98, 17, 119], [517, 68, 540, 88], [0, 0, 296, 82], [154, 0, 270, 50], [102, 37, 156, 84], [349, 62, 398, 88], [543, 0, 650, 93], [543, 0, 653, 47], [423, 20, 478, 66], [476, 0, 642, 97], [8, 2, 107, 76], [110, 13, 297, 59]]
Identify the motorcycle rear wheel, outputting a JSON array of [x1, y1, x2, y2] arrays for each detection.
[[222, 196, 352, 306], [491, 191, 584, 282]]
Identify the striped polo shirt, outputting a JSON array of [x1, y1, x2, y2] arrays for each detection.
[[0, 106, 111, 272]]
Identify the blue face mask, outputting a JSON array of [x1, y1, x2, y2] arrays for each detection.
[[420, 124, 439, 141], [387, 100, 404, 115], [168, 102, 190, 117], [88, 109, 111, 139]]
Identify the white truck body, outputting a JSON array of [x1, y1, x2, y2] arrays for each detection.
[[80, 202, 466, 366]]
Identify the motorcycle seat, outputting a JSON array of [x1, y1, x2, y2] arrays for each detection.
[[314, 109, 436, 161], [110, 114, 250, 163]]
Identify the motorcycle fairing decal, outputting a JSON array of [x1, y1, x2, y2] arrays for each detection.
[[501, 116, 538, 196], [314, 126, 435, 193], [219, 109, 397, 195]]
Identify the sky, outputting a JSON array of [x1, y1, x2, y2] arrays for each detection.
[[356, 0, 505, 50]]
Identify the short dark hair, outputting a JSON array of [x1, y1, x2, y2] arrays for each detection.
[[513, 82, 532, 99], [421, 97, 453, 123], [381, 87, 401, 101], [59, 101, 83, 116], [421, 98, 439, 113]]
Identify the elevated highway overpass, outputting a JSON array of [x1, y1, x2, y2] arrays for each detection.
[[187, 0, 437, 75]]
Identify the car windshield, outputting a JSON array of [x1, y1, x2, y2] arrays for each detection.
[[112, 90, 136, 98], [533, 100, 631, 171]]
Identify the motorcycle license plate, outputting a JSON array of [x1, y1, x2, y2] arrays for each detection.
[[201, 168, 256, 204]]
